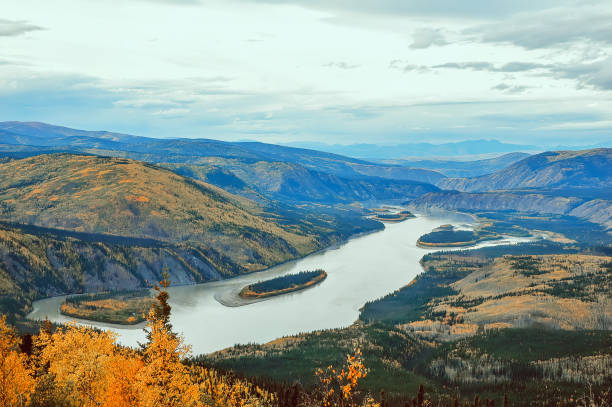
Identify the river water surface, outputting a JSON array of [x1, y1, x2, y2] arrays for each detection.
[[28, 214, 532, 354]]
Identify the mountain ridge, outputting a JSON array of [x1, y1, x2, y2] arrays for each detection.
[[437, 148, 612, 192]]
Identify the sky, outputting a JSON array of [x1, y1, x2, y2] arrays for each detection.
[[1, 0, 612, 146]]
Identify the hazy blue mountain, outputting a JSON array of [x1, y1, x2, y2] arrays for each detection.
[[282, 140, 540, 159], [0, 121, 443, 182], [165, 160, 439, 204], [380, 152, 531, 178]]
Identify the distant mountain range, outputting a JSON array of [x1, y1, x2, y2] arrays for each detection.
[[0, 121, 443, 204], [282, 140, 541, 159], [381, 152, 531, 178]]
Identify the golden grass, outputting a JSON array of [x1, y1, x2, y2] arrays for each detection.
[[404, 254, 611, 340], [60, 296, 155, 325]]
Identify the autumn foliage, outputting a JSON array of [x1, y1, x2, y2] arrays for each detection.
[[0, 315, 35, 406], [313, 349, 376, 407], [0, 275, 279, 407], [0, 271, 385, 407]]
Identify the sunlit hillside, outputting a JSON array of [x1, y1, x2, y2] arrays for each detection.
[[0, 154, 320, 269]]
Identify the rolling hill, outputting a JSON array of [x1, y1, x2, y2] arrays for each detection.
[[408, 191, 612, 230], [411, 149, 612, 232], [437, 149, 611, 192]]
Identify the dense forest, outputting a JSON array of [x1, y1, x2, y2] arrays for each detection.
[[246, 270, 327, 294], [6, 274, 609, 407]]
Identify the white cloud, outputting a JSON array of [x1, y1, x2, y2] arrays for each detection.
[[467, 5, 612, 49], [409, 28, 448, 49]]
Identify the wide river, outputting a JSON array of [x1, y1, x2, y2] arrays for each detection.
[[28, 214, 532, 355]]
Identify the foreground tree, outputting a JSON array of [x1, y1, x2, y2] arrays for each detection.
[[138, 272, 202, 407], [0, 315, 35, 407]]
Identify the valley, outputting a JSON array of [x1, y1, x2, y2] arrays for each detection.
[[28, 214, 535, 353], [3, 3, 612, 405], [0, 122, 609, 406]]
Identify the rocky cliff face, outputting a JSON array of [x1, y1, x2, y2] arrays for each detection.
[[408, 191, 612, 229], [0, 222, 227, 319], [409, 191, 582, 214]]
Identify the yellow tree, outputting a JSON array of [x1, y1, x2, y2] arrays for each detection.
[[102, 349, 143, 407], [0, 315, 35, 407], [315, 348, 369, 407], [138, 272, 202, 407], [37, 322, 118, 406]]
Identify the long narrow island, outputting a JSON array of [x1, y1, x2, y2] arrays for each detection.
[[417, 224, 500, 248], [370, 210, 415, 223], [239, 269, 327, 300]]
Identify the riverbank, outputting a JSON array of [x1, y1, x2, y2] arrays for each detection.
[[27, 214, 535, 354]]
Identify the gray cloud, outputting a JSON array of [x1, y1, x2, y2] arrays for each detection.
[[389, 60, 431, 73], [551, 57, 612, 90], [0, 19, 43, 37], [432, 62, 494, 71], [235, 0, 571, 19], [394, 61, 550, 73], [491, 83, 529, 94], [410, 28, 448, 49], [393, 58, 612, 91], [467, 6, 612, 49], [134, 0, 201, 4]]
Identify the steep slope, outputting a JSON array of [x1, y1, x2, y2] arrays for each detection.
[[0, 221, 224, 321], [164, 159, 439, 204], [0, 154, 344, 273], [408, 191, 612, 230], [438, 149, 611, 192]]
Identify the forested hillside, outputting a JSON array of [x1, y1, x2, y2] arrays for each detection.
[[0, 154, 381, 320]]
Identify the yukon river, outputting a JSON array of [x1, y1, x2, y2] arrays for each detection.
[[28, 214, 533, 355]]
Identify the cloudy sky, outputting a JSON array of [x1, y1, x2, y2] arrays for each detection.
[[1, 0, 611, 146]]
